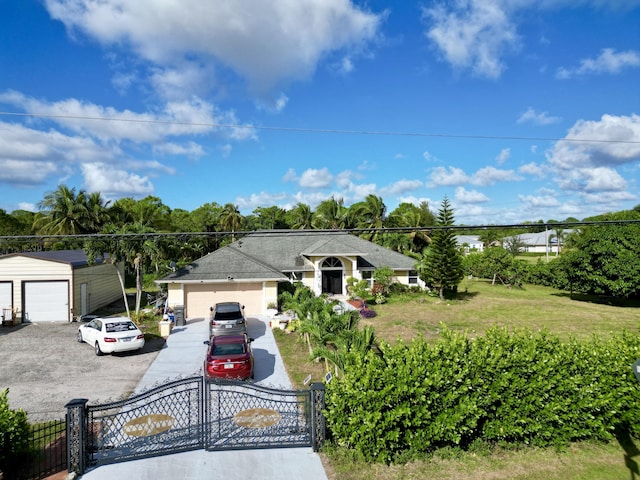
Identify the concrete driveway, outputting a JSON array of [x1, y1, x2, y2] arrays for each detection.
[[79, 314, 329, 480]]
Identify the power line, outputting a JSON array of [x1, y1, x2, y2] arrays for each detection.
[[0, 111, 638, 145], [1, 221, 639, 243]]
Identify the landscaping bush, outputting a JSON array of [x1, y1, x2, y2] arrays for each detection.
[[0, 389, 33, 477], [324, 327, 640, 463]]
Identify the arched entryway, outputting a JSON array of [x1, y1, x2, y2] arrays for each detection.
[[321, 257, 343, 295]]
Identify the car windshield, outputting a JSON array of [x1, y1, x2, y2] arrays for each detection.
[[105, 321, 137, 333], [214, 311, 242, 321], [212, 343, 246, 355]]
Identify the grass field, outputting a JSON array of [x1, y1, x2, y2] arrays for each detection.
[[273, 279, 640, 480]]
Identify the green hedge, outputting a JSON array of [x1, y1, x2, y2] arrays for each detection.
[[325, 327, 640, 463], [0, 388, 32, 476]]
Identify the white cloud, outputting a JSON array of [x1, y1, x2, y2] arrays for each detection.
[[283, 168, 298, 183], [517, 107, 561, 125], [471, 166, 522, 186], [236, 191, 288, 211], [496, 148, 510, 164], [17, 202, 36, 212], [380, 179, 423, 195], [81, 162, 154, 197], [45, 0, 382, 95], [428, 166, 469, 186], [454, 186, 489, 204], [518, 194, 560, 208], [0, 90, 255, 143], [299, 168, 334, 188], [547, 114, 640, 170], [153, 141, 205, 159], [557, 48, 640, 79], [519, 162, 547, 178], [422, 0, 519, 78]]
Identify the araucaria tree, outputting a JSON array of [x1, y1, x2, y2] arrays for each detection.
[[418, 196, 464, 300]]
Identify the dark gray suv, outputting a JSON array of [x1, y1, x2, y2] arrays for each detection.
[[209, 302, 247, 337]]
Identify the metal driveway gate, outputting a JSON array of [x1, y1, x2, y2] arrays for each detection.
[[204, 379, 319, 451], [64, 376, 326, 476]]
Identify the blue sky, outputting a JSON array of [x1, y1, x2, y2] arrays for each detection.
[[0, 0, 639, 225]]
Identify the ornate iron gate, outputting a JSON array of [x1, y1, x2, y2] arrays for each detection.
[[205, 380, 313, 450], [65, 376, 326, 475]]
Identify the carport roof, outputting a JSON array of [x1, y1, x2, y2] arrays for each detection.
[[158, 231, 417, 283]]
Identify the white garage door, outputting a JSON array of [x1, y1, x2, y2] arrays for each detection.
[[0, 282, 12, 319], [185, 282, 263, 319], [24, 281, 70, 322]]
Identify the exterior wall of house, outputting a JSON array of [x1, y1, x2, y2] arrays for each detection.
[[264, 281, 278, 310], [0, 256, 72, 321], [166, 283, 185, 311], [72, 262, 124, 317]]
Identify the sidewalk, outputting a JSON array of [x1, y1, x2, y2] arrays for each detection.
[[79, 315, 329, 480]]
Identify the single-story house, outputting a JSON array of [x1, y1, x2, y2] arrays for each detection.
[[455, 235, 484, 254], [157, 231, 423, 317], [0, 250, 123, 323], [504, 229, 574, 254]]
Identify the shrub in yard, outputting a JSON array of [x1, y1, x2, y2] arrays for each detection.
[[0, 388, 33, 476], [324, 327, 640, 463]]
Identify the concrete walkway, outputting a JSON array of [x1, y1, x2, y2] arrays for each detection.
[[79, 315, 329, 480]]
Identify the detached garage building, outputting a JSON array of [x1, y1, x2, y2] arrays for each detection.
[[0, 250, 123, 323], [157, 231, 423, 318]]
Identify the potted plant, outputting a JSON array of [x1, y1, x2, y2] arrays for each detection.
[[266, 301, 278, 317]]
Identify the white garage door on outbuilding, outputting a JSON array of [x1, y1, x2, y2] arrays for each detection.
[[185, 282, 263, 319], [0, 282, 12, 321], [24, 281, 70, 322]]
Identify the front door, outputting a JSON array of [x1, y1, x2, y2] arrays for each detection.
[[322, 271, 342, 295]]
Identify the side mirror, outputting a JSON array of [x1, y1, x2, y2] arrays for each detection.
[[248, 337, 254, 343], [204, 340, 210, 345]]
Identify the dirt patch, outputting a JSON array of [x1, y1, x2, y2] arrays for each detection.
[[0, 321, 164, 422]]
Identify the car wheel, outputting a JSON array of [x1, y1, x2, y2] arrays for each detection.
[[77, 331, 83, 343], [94, 342, 103, 356]]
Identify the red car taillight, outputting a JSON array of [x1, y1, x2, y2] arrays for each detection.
[[103, 337, 117, 343], [136, 334, 144, 340]]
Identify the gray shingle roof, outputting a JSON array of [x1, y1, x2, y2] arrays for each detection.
[[160, 231, 418, 282]]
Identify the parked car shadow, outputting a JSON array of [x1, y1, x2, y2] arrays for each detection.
[[111, 335, 166, 356], [246, 316, 266, 339], [251, 347, 276, 382]]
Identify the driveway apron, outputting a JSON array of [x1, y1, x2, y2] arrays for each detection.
[[79, 315, 329, 480]]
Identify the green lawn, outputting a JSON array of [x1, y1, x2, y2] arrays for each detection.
[[274, 279, 640, 480]]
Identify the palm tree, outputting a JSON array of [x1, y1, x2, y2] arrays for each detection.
[[288, 203, 313, 229], [219, 203, 244, 242], [352, 194, 386, 241], [33, 185, 92, 236], [312, 197, 347, 230]]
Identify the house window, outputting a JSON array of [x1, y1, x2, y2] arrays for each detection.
[[322, 257, 343, 269], [362, 270, 373, 288], [408, 270, 418, 285]]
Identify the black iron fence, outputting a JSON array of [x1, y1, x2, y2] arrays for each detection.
[[2, 418, 67, 480]]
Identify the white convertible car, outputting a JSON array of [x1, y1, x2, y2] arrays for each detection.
[[77, 316, 145, 356]]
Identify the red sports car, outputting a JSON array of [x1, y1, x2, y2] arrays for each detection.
[[203, 334, 254, 380]]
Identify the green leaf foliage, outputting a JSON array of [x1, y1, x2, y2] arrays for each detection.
[[324, 327, 640, 463], [0, 388, 33, 475]]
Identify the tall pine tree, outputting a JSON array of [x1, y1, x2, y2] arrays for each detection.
[[418, 196, 464, 300]]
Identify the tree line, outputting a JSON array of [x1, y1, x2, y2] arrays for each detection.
[[1, 184, 640, 305]]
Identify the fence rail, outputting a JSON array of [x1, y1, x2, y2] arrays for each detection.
[[5, 418, 68, 480]]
